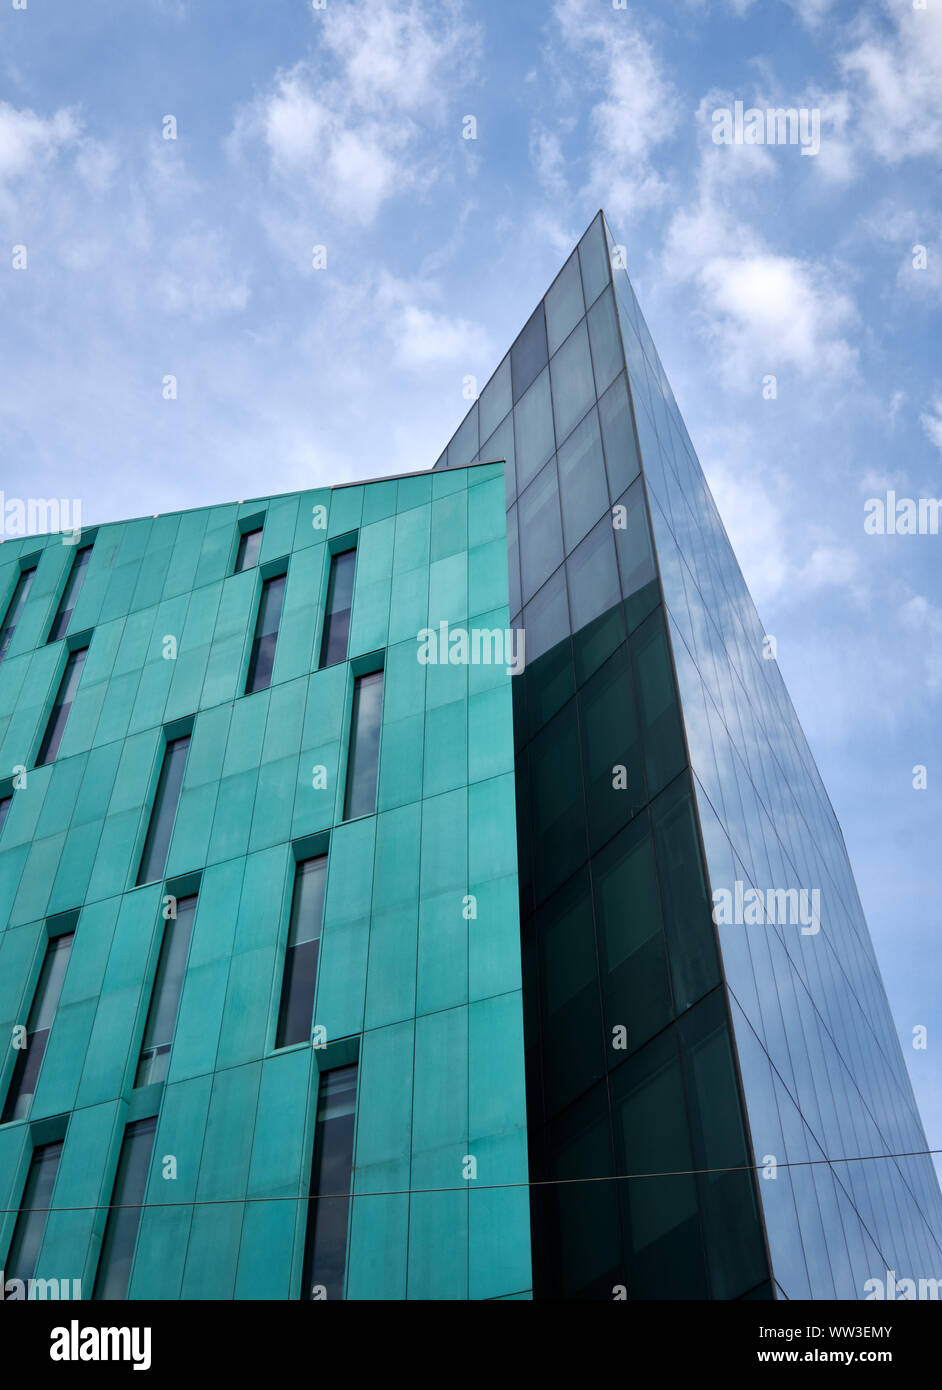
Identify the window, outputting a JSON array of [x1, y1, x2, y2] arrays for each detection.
[[343, 670, 383, 819], [135, 895, 197, 1087], [300, 1065, 358, 1300], [136, 736, 190, 885], [276, 857, 327, 1048], [235, 527, 263, 573], [0, 796, 11, 837], [319, 548, 356, 668], [36, 646, 87, 765], [0, 564, 37, 661], [4, 1142, 62, 1285], [245, 574, 286, 694], [48, 544, 93, 642], [93, 1117, 157, 1300], [2, 933, 73, 1123]]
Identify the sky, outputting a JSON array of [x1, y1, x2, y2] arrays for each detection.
[[0, 0, 940, 1173]]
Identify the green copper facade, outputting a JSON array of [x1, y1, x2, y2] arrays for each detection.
[[0, 461, 531, 1300]]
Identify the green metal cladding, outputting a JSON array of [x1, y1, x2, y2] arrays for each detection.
[[0, 460, 532, 1300]]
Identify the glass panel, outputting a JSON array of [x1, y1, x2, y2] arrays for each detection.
[[598, 374, 641, 499], [0, 796, 10, 835], [528, 699, 588, 904], [136, 735, 190, 885], [5, 1142, 62, 1284], [578, 213, 610, 309], [36, 646, 88, 765], [536, 867, 606, 1117], [567, 516, 620, 642], [550, 319, 595, 447], [93, 1118, 157, 1300], [276, 856, 328, 1047], [534, 1080, 620, 1299], [506, 501, 521, 615], [478, 354, 511, 443], [594, 812, 673, 1053], [513, 367, 555, 494], [235, 527, 262, 573], [579, 646, 644, 852], [482, 413, 516, 508], [344, 671, 384, 819], [447, 401, 479, 468], [135, 896, 197, 1087], [545, 252, 585, 356], [246, 573, 286, 693], [610, 1031, 708, 1297], [48, 545, 92, 642], [522, 566, 573, 738], [0, 566, 36, 661], [632, 609, 687, 798], [2, 934, 73, 1123], [301, 1064, 358, 1300], [319, 550, 356, 669], [510, 302, 548, 403], [587, 285, 623, 396], [614, 477, 658, 633], [680, 991, 769, 1298], [651, 773, 720, 1011], [557, 408, 609, 552], [517, 458, 563, 605], [29, 934, 73, 1033]]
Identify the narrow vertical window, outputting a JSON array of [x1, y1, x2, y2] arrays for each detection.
[[235, 527, 263, 573], [136, 736, 190, 885], [276, 857, 328, 1048], [343, 671, 383, 819], [245, 574, 286, 694], [0, 795, 11, 837], [36, 646, 87, 766], [48, 544, 93, 642], [2, 933, 74, 1123], [0, 565, 37, 661], [135, 895, 197, 1087], [4, 1142, 62, 1285], [300, 1064, 358, 1300], [93, 1117, 157, 1300], [319, 549, 356, 668]]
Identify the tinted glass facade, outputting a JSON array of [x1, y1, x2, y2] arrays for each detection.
[[0, 464, 529, 1300], [435, 211, 942, 1299]]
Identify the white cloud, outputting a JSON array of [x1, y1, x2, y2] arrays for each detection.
[[230, 0, 479, 228], [0, 102, 78, 184], [840, 2, 942, 164], [699, 431, 863, 608], [785, 0, 837, 27], [549, 0, 678, 222], [920, 397, 942, 455], [530, 128, 567, 199], [317, 0, 474, 116], [697, 251, 856, 383], [664, 124, 857, 390], [376, 274, 491, 370]]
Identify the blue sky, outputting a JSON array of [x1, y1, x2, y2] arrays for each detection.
[[1, 0, 940, 1170]]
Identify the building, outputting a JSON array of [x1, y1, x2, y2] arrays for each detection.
[[0, 463, 530, 1300], [434, 211, 942, 1301], [0, 211, 938, 1301]]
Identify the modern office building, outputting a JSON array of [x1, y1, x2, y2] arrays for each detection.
[[0, 212, 939, 1301], [434, 211, 942, 1301], [0, 464, 530, 1300]]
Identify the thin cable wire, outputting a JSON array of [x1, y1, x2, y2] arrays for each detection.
[[3, 1146, 941, 1217]]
